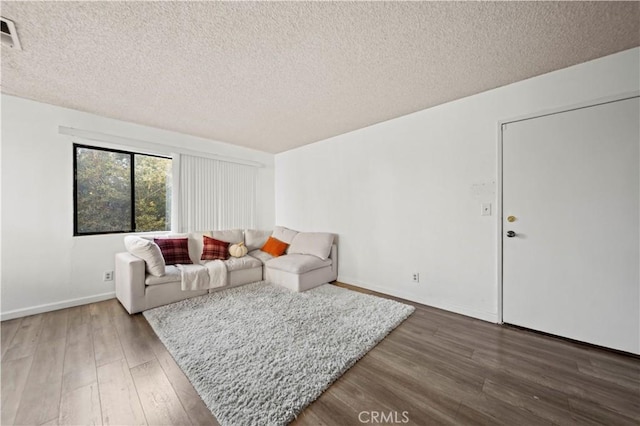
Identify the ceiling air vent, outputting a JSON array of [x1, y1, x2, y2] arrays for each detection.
[[1, 17, 22, 50]]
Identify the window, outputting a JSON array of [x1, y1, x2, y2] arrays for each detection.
[[74, 144, 172, 235]]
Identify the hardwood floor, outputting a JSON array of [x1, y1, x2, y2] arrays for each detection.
[[2, 283, 639, 425]]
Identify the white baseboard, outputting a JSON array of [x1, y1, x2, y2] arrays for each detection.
[[1, 292, 116, 321], [338, 275, 498, 323], [2, 282, 498, 323]]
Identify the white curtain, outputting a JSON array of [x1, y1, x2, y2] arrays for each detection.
[[172, 153, 257, 232]]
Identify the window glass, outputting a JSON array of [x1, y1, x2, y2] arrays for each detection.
[[74, 145, 171, 235]]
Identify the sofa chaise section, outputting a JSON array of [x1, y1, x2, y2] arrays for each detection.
[[265, 245, 338, 292]]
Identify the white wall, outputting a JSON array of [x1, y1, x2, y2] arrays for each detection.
[[275, 48, 640, 322], [1, 95, 275, 319]]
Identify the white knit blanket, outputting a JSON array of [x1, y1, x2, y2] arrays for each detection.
[[177, 261, 228, 291], [204, 260, 229, 290]]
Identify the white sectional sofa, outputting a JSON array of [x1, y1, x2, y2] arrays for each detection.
[[115, 226, 338, 314]]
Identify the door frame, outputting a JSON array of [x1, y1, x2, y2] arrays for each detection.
[[496, 91, 639, 324]]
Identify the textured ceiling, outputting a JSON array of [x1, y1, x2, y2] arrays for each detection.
[[1, 1, 638, 153]]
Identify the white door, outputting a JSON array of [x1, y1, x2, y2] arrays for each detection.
[[502, 96, 640, 354]]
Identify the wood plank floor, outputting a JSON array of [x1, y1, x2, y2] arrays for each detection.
[[2, 282, 639, 425]]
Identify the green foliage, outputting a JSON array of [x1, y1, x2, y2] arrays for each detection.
[[76, 148, 131, 233], [134, 154, 172, 232], [75, 147, 171, 234]]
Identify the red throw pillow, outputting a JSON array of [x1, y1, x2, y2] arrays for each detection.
[[154, 238, 193, 265], [261, 236, 289, 257], [202, 235, 230, 261]]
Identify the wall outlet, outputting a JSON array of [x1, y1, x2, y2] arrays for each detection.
[[103, 271, 114, 281], [412, 273, 420, 283]]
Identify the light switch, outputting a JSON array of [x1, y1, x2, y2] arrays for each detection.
[[481, 203, 492, 216]]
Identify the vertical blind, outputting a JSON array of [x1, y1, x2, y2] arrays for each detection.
[[172, 153, 257, 232]]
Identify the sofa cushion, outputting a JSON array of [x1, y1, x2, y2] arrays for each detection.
[[210, 229, 244, 244], [140, 232, 186, 242], [124, 236, 166, 277], [150, 233, 189, 240], [145, 265, 181, 285], [244, 229, 271, 251], [223, 256, 262, 272], [288, 232, 334, 261], [265, 254, 332, 274], [272, 226, 298, 245], [201, 236, 230, 261], [261, 236, 289, 257], [154, 238, 193, 265], [247, 249, 274, 264]]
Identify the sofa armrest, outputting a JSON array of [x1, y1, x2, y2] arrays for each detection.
[[115, 252, 146, 314], [329, 244, 338, 279]]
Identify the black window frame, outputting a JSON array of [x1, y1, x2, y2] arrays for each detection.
[[73, 143, 171, 236]]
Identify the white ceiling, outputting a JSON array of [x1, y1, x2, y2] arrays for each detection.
[[1, 1, 638, 153]]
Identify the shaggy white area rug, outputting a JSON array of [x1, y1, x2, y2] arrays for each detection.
[[143, 282, 414, 426]]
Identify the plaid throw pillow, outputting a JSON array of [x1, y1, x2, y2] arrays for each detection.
[[202, 235, 230, 261], [154, 238, 193, 265]]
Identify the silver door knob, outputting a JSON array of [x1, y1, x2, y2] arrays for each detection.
[[506, 231, 516, 238]]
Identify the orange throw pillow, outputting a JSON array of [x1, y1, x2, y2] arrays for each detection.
[[261, 236, 289, 257]]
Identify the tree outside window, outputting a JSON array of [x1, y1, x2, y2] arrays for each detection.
[[74, 145, 171, 235]]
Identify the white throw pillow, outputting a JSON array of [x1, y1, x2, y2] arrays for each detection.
[[124, 236, 166, 277], [288, 232, 335, 261], [271, 226, 299, 245], [244, 229, 272, 251], [187, 231, 212, 265]]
